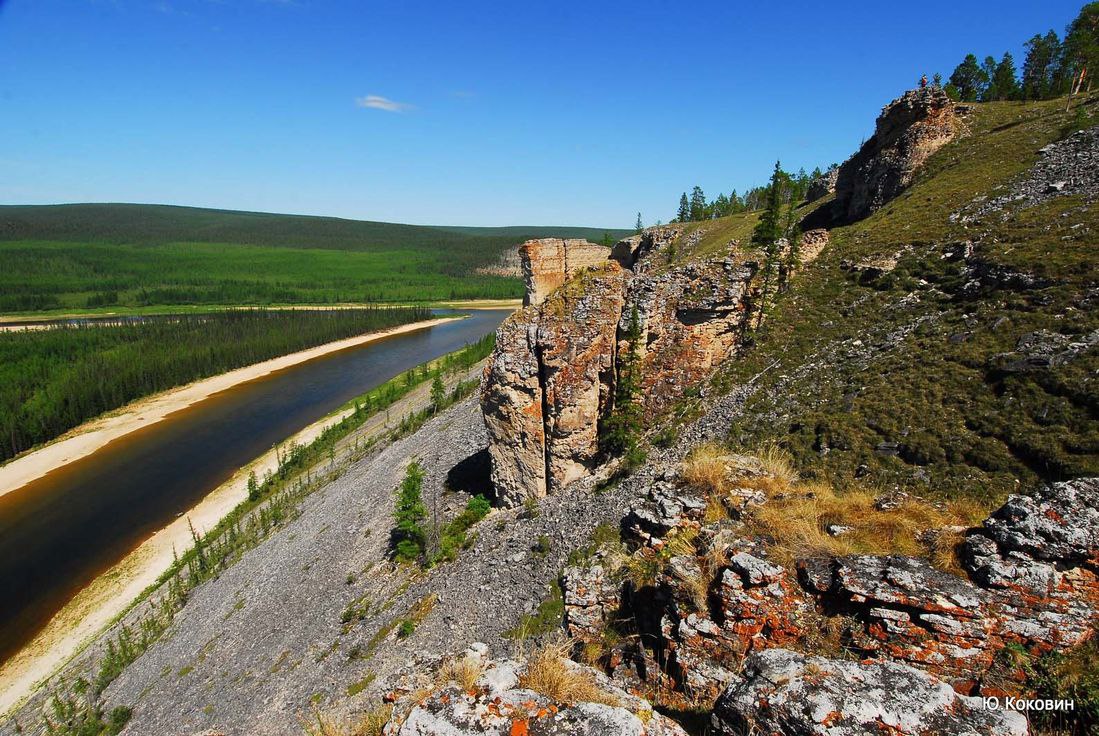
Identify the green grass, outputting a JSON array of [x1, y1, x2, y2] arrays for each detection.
[[0, 203, 630, 311], [708, 93, 1099, 503]]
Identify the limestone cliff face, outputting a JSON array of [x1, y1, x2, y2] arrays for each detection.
[[623, 258, 757, 420], [482, 263, 627, 506], [539, 266, 627, 492], [481, 310, 546, 505], [520, 238, 612, 307], [834, 87, 959, 222], [482, 229, 773, 506]]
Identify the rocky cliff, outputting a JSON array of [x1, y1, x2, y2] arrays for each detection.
[[833, 86, 961, 222], [481, 228, 774, 507], [520, 238, 612, 307]]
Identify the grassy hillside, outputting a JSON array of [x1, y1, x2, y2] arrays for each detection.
[[680, 94, 1099, 503], [0, 204, 630, 312]]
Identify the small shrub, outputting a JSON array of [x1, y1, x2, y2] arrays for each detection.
[[533, 535, 552, 556], [397, 620, 416, 638]]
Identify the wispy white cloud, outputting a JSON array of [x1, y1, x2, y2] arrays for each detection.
[[355, 95, 414, 113]]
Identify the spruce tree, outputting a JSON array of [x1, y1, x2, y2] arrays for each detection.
[[677, 193, 690, 222], [989, 52, 1020, 100], [393, 460, 426, 562], [689, 186, 706, 221], [430, 373, 445, 414]]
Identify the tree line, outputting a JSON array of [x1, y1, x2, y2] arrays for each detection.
[[672, 164, 833, 224], [939, 2, 1098, 102], [0, 307, 432, 463]]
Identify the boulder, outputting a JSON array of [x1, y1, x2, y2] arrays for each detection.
[[709, 649, 1028, 736]]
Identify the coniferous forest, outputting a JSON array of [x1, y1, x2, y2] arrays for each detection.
[[0, 307, 431, 462]]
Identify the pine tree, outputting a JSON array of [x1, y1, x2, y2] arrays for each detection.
[[980, 56, 998, 99], [677, 193, 690, 222], [750, 161, 799, 326], [635, 212, 643, 233], [949, 54, 989, 101], [1064, 2, 1099, 95], [1023, 31, 1062, 100], [393, 460, 426, 562]]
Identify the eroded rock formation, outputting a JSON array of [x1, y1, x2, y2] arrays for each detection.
[[834, 87, 960, 222], [482, 264, 626, 506], [520, 238, 612, 307], [482, 230, 773, 506]]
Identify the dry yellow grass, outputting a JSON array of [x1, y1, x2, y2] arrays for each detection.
[[437, 652, 485, 691], [743, 481, 987, 571], [300, 704, 393, 736], [519, 639, 621, 707], [754, 444, 799, 488], [682, 442, 730, 495], [679, 442, 989, 573]]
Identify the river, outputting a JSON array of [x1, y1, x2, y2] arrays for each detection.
[[0, 309, 509, 666]]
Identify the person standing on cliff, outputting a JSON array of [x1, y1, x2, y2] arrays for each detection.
[[920, 74, 928, 88]]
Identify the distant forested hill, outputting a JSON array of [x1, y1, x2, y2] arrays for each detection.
[[0, 204, 630, 311]]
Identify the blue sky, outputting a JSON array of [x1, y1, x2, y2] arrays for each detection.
[[0, 0, 1085, 227]]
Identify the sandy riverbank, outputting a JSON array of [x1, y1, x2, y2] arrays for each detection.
[[0, 317, 457, 499], [0, 392, 367, 716]]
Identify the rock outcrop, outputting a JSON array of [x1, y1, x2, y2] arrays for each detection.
[[520, 238, 611, 307], [482, 232, 770, 506], [834, 87, 959, 222], [597, 474, 1099, 706], [805, 167, 838, 202], [623, 258, 757, 419], [482, 264, 626, 506], [382, 645, 688, 736], [709, 649, 1028, 736]]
